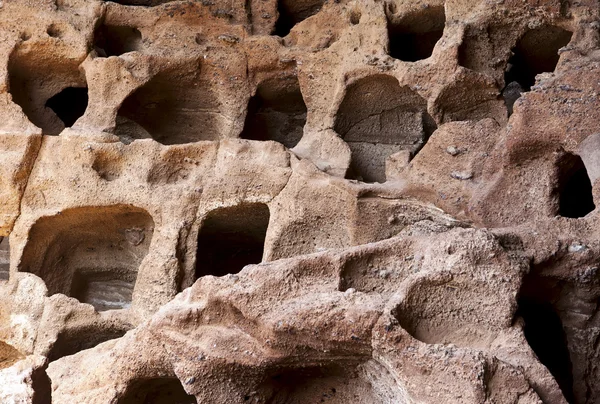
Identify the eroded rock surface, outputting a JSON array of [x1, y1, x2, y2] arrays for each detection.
[[0, 0, 599, 403]]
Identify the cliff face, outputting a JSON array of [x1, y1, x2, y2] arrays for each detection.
[[0, 0, 599, 403]]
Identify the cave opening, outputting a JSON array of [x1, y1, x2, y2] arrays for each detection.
[[557, 153, 595, 218], [240, 76, 307, 148], [274, 0, 325, 37], [94, 23, 142, 57], [195, 203, 270, 279], [516, 275, 575, 404], [334, 74, 436, 183], [45, 87, 89, 128], [19, 206, 154, 312], [387, 6, 445, 62], [503, 25, 572, 115], [118, 377, 197, 404]]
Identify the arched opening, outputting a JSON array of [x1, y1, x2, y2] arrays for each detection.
[[240, 76, 307, 148], [115, 67, 223, 145], [47, 324, 129, 362], [517, 274, 574, 403], [386, 6, 445, 62], [94, 23, 142, 57], [0, 237, 9, 281], [119, 377, 197, 404], [196, 203, 270, 279], [8, 46, 88, 135], [274, 0, 325, 37], [334, 74, 436, 183], [556, 153, 595, 218], [503, 25, 572, 114], [19, 206, 155, 311]]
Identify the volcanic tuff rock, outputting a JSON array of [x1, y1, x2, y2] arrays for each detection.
[[0, 0, 599, 403]]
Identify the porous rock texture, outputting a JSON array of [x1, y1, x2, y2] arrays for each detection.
[[0, 0, 599, 403]]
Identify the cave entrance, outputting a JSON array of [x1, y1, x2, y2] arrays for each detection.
[[18, 206, 155, 312], [557, 153, 595, 218], [45, 87, 88, 128], [119, 377, 197, 404], [503, 25, 572, 115], [274, 0, 325, 37], [240, 76, 307, 148], [517, 275, 574, 403], [386, 6, 445, 62], [196, 203, 270, 279], [94, 23, 142, 57], [334, 74, 436, 183]]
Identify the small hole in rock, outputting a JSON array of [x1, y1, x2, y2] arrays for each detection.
[[274, 0, 326, 37], [503, 25, 572, 115], [196, 203, 270, 279], [556, 153, 595, 218], [387, 6, 445, 62], [94, 24, 142, 57], [45, 87, 88, 129], [118, 377, 197, 404], [240, 76, 307, 148], [350, 9, 361, 25], [47, 24, 63, 38]]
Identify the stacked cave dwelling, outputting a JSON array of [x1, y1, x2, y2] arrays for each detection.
[[1, 0, 600, 403]]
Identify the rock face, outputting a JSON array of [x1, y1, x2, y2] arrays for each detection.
[[0, 0, 599, 403]]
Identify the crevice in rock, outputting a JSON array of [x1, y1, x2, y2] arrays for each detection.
[[94, 22, 142, 57], [19, 206, 154, 311], [195, 203, 269, 279], [0, 237, 10, 281], [274, 0, 326, 37], [8, 47, 88, 135], [118, 377, 197, 404], [386, 6, 445, 62], [47, 324, 129, 362], [334, 74, 436, 183], [31, 364, 52, 404], [556, 153, 595, 218], [115, 68, 222, 145], [517, 274, 574, 403], [240, 75, 307, 148], [502, 25, 572, 115]]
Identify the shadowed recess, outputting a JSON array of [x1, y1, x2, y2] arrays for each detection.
[[8, 46, 88, 135], [118, 377, 197, 404], [274, 0, 326, 37], [517, 274, 575, 403], [47, 324, 130, 362], [556, 153, 595, 218], [501, 25, 572, 117], [387, 6, 445, 62], [19, 206, 155, 311], [196, 203, 270, 279], [240, 76, 307, 148], [334, 74, 436, 183], [94, 23, 142, 57], [115, 66, 224, 145]]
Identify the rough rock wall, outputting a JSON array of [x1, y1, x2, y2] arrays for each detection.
[[0, 0, 599, 403]]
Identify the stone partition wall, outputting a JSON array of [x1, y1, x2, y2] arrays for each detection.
[[0, 0, 599, 403]]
